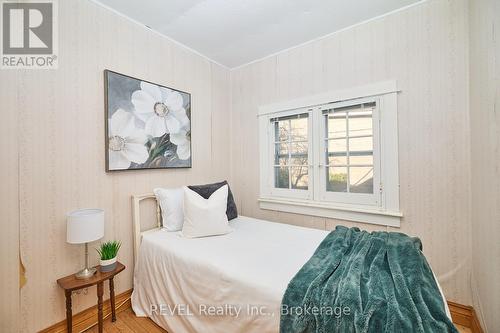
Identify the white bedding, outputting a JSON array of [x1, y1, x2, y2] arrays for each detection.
[[132, 215, 450, 333]]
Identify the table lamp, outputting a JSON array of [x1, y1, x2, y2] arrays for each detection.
[[67, 209, 104, 279]]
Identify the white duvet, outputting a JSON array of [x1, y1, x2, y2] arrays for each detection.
[[132, 216, 450, 333]]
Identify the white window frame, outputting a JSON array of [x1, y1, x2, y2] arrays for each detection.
[[267, 108, 313, 200], [258, 81, 401, 227], [316, 97, 381, 206]]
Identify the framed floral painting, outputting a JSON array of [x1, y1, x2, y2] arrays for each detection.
[[104, 70, 191, 171]]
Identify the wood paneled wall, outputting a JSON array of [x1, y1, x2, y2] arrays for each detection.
[[469, 0, 500, 331], [0, 0, 231, 331], [230, 0, 472, 305], [0, 51, 20, 333], [0, 0, 482, 331]]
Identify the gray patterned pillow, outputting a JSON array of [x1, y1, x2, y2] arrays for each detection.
[[187, 180, 238, 220]]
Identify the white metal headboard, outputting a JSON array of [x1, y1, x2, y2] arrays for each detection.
[[132, 193, 162, 266]]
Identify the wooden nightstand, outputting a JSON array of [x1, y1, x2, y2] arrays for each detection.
[[57, 262, 125, 333]]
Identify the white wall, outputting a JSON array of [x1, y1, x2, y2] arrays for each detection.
[[469, 0, 500, 331], [230, 0, 472, 305], [0, 0, 231, 331]]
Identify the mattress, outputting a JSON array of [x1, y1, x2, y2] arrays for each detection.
[[131, 215, 450, 333]]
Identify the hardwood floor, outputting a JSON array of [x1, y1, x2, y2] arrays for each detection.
[[84, 308, 166, 333], [86, 308, 471, 333], [455, 324, 472, 333]]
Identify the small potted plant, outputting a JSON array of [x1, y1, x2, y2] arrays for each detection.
[[97, 240, 121, 272]]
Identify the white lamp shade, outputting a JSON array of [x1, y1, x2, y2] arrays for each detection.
[[66, 209, 104, 244]]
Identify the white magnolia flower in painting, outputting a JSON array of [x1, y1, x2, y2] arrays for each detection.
[[170, 129, 191, 160], [108, 109, 149, 169], [131, 81, 190, 137]]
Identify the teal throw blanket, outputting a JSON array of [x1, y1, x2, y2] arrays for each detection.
[[280, 226, 457, 333]]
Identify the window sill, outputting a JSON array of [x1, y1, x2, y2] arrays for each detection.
[[258, 197, 402, 227]]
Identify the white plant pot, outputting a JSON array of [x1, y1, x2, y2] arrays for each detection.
[[100, 257, 117, 272]]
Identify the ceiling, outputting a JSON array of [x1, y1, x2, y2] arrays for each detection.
[[94, 0, 421, 68]]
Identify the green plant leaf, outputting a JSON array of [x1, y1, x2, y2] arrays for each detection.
[[96, 240, 121, 260]]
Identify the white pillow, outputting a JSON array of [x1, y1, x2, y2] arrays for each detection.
[[153, 187, 184, 231], [182, 185, 232, 238]]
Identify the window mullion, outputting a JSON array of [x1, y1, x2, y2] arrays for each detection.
[[345, 111, 350, 193], [288, 119, 292, 189], [312, 109, 322, 201]]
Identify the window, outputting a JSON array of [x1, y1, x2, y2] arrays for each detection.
[[268, 112, 313, 200], [319, 99, 380, 206], [273, 113, 309, 191], [259, 82, 401, 226]]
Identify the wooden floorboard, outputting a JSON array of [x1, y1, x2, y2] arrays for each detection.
[[85, 308, 166, 333], [89, 308, 471, 333], [455, 324, 472, 333]]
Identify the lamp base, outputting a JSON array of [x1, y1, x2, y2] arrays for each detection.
[[75, 267, 97, 279]]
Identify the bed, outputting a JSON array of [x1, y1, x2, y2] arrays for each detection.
[[130, 193, 451, 333]]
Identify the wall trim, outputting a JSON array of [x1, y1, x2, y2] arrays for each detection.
[[470, 275, 488, 333], [448, 301, 484, 333], [39, 289, 132, 333], [258, 197, 402, 227], [257, 80, 399, 116]]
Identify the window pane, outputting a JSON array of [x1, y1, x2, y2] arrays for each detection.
[[290, 141, 308, 154], [275, 157, 288, 166], [274, 120, 289, 142], [328, 154, 348, 166], [328, 138, 347, 153], [327, 114, 347, 138], [326, 167, 348, 192], [324, 101, 376, 195], [290, 167, 308, 190], [349, 167, 374, 193], [275, 142, 289, 154], [272, 114, 309, 191], [349, 154, 373, 166], [290, 117, 308, 141], [290, 157, 308, 166], [348, 114, 372, 137], [274, 167, 289, 188], [349, 136, 373, 152], [274, 143, 289, 164]]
